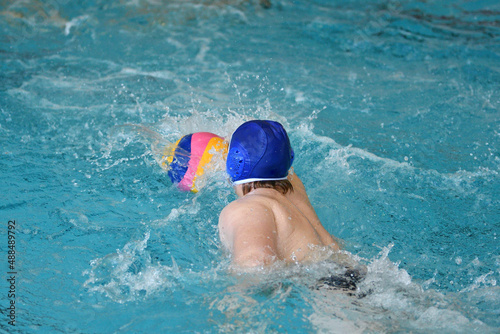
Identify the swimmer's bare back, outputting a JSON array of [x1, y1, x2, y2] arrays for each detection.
[[218, 173, 340, 268]]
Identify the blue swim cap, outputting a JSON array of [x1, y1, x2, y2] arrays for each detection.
[[227, 120, 294, 185]]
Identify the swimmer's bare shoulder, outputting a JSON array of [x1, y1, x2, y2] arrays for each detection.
[[287, 173, 340, 251], [219, 196, 278, 268]]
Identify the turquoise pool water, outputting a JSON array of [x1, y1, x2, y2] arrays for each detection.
[[1, 0, 499, 332]]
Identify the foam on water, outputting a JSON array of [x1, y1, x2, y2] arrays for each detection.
[[82, 226, 497, 332], [83, 231, 179, 303]]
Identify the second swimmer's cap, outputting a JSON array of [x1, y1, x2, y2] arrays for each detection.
[[227, 120, 294, 185]]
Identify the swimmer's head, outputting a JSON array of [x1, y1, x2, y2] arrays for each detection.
[[227, 120, 294, 185], [163, 132, 227, 192]]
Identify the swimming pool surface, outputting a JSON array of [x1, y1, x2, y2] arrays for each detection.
[[1, 0, 499, 332]]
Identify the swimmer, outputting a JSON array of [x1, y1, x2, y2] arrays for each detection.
[[218, 120, 342, 269]]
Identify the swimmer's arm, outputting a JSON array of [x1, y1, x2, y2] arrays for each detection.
[[219, 202, 278, 269]]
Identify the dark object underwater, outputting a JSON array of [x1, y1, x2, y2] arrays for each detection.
[[316, 268, 365, 295]]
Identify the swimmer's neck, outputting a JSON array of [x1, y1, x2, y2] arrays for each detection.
[[233, 185, 282, 198]]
